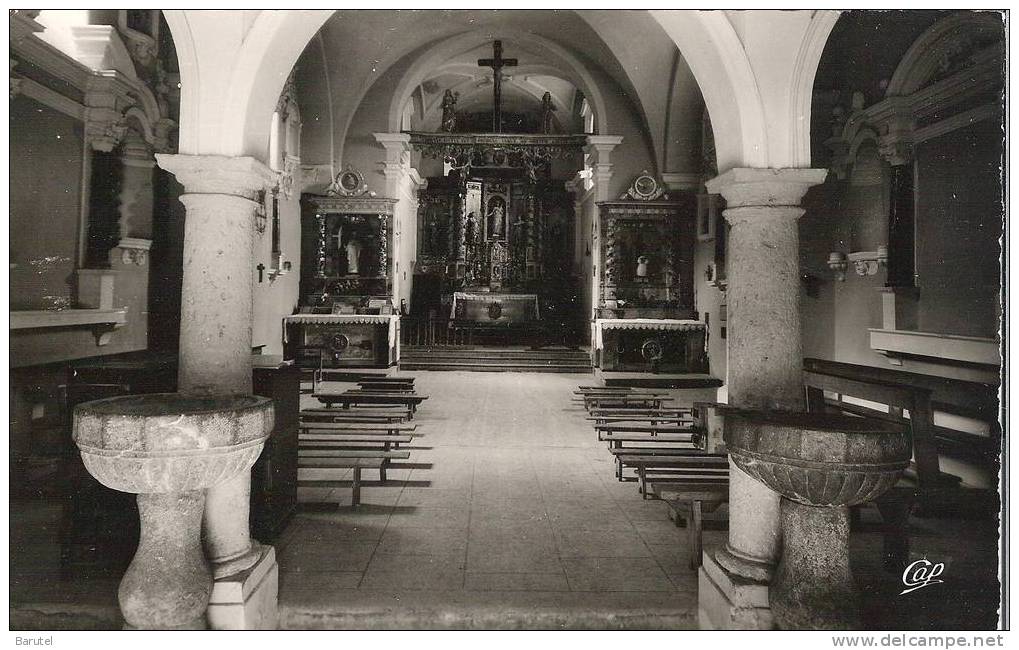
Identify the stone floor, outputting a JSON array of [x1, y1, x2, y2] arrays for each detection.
[[9, 370, 1003, 630], [280, 371, 706, 629]]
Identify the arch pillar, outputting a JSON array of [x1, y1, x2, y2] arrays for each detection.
[[698, 167, 827, 630], [155, 152, 281, 630]]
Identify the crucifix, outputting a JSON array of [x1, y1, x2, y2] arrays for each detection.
[[477, 40, 517, 133]]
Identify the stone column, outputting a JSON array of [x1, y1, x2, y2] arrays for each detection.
[[583, 136, 623, 358], [699, 167, 827, 630], [155, 154, 280, 629]]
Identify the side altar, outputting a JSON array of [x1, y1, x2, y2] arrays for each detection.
[[287, 192, 399, 368], [593, 173, 708, 374]]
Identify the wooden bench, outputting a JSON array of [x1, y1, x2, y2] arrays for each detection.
[[316, 370, 415, 384], [803, 358, 1002, 570], [594, 423, 697, 436], [299, 449, 411, 461], [297, 457, 390, 506], [298, 433, 414, 451], [649, 480, 729, 569], [299, 422, 417, 434], [302, 406, 411, 420], [597, 431, 698, 449], [314, 392, 428, 416], [358, 382, 416, 392], [583, 394, 671, 410], [610, 450, 729, 495], [587, 414, 695, 426], [300, 411, 409, 424]]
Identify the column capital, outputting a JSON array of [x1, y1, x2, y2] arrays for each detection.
[[373, 132, 412, 157], [155, 154, 275, 200], [705, 168, 827, 208], [583, 135, 624, 160]]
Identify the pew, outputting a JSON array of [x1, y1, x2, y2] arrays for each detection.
[[583, 394, 671, 410], [298, 459, 390, 506], [649, 480, 729, 569], [802, 357, 1000, 570], [298, 433, 414, 451], [597, 431, 698, 449], [610, 449, 729, 494], [594, 423, 698, 437], [300, 411, 409, 424], [314, 391, 428, 416]]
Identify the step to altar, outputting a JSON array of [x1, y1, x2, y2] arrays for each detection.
[[400, 346, 592, 373]]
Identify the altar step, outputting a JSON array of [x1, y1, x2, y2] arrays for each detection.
[[400, 346, 592, 373]]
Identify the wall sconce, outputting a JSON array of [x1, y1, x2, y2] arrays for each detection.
[[827, 252, 848, 282], [847, 245, 888, 277]]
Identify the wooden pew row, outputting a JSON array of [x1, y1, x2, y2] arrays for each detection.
[[583, 394, 673, 410], [314, 392, 428, 417], [608, 447, 725, 482], [649, 480, 729, 569], [597, 432, 698, 449]]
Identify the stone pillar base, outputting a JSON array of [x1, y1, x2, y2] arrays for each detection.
[[698, 549, 774, 630], [207, 546, 279, 630]]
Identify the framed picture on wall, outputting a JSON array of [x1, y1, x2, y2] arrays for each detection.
[[697, 193, 718, 242]]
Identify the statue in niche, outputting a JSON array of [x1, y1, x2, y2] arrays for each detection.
[[425, 205, 444, 256], [486, 197, 506, 241], [636, 255, 650, 282], [441, 90, 459, 133], [540, 91, 556, 134], [345, 238, 363, 276]]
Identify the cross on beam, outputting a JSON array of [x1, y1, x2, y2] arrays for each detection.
[[477, 40, 517, 133]]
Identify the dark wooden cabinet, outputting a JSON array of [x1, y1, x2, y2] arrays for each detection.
[[250, 360, 300, 542], [60, 353, 300, 574]]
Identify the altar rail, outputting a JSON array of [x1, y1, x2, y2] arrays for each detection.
[[401, 317, 463, 346], [400, 317, 555, 347]]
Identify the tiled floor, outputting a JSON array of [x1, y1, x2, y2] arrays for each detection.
[[280, 371, 707, 628], [9, 371, 1001, 630]]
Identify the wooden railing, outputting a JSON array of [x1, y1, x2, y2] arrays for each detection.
[[400, 317, 464, 346]]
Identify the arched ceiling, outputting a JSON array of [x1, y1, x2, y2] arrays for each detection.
[[410, 42, 585, 133], [294, 9, 705, 171]]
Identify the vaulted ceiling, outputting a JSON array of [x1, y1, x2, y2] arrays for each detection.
[[293, 9, 705, 174]]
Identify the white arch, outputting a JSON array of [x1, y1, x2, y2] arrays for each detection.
[[788, 10, 841, 167], [160, 10, 201, 154], [384, 29, 611, 137], [886, 11, 1003, 97], [162, 9, 333, 158], [650, 10, 768, 172]]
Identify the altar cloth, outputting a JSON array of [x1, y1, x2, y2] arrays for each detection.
[[594, 318, 706, 349], [451, 292, 540, 322], [283, 314, 398, 349]]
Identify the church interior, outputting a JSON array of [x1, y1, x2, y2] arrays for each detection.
[[9, 9, 1005, 631]]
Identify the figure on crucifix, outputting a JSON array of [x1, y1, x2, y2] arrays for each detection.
[[477, 40, 518, 133]]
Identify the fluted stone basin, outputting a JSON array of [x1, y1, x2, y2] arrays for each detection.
[[74, 393, 273, 494], [725, 410, 910, 506], [724, 410, 910, 630], [72, 393, 274, 630]]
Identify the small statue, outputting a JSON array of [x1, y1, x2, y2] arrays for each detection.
[[441, 89, 458, 133], [540, 91, 556, 134], [636, 255, 649, 281], [487, 203, 505, 239], [345, 238, 362, 275]]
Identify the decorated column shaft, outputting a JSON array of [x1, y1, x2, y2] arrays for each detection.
[[704, 168, 827, 581], [155, 154, 276, 577]]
